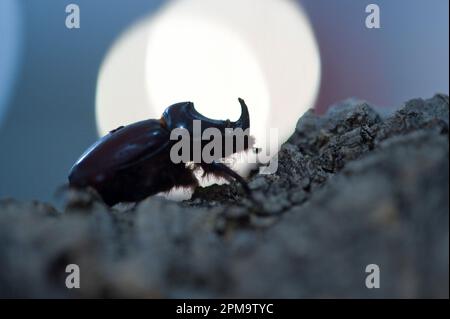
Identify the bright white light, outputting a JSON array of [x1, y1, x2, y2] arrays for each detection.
[[96, 19, 153, 136], [96, 0, 321, 197], [146, 17, 270, 144]]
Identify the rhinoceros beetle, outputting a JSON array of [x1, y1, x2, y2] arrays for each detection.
[[68, 98, 253, 206]]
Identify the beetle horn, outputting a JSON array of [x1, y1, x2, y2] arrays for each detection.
[[232, 98, 250, 131], [162, 99, 250, 133], [187, 98, 250, 130]]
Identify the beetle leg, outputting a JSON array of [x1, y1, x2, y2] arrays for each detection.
[[202, 161, 251, 195]]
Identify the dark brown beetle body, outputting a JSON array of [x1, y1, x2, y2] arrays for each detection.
[[68, 99, 252, 206]]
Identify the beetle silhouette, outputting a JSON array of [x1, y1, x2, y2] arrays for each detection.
[[68, 98, 253, 206]]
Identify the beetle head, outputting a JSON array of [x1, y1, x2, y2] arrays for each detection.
[[161, 99, 251, 158], [162, 98, 251, 158], [162, 99, 249, 131]]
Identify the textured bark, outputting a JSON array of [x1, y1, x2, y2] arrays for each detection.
[[0, 94, 448, 298]]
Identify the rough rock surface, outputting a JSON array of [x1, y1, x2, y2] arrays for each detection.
[[0, 95, 448, 298]]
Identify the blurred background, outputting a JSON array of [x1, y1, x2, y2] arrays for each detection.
[[0, 0, 448, 204]]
